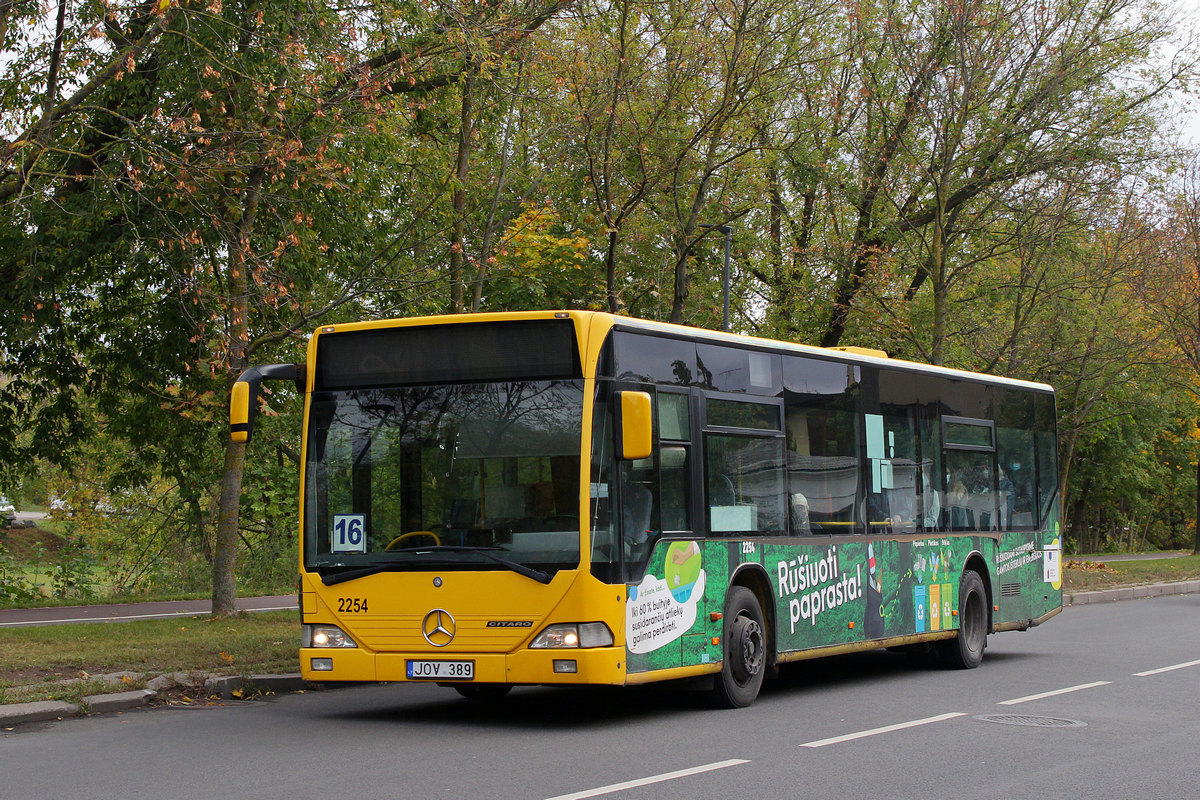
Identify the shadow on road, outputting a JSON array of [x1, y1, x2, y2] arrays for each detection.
[[315, 646, 1044, 730]]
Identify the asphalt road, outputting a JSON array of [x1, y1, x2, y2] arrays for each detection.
[[2, 593, 1197, 799]]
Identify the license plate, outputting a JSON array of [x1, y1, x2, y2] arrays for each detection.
[[406, 660, 475, 681]]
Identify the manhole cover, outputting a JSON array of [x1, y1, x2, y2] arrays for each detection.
[[975, 714, 1087, 728]]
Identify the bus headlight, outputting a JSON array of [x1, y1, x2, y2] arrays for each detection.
[[530, 622, 613, 649], [303, 624, 358, 648]]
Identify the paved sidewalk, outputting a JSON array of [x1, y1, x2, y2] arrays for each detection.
[[0, 595, 297, 628], [1064, 579, 1200, 606]]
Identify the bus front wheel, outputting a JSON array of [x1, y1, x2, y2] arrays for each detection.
[[938, 570, 988, 669], [712, 586, 767, 708]]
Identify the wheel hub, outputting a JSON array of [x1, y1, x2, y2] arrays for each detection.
[[730, 614, 764, 684]]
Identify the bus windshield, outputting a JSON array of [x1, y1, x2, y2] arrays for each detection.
[[304, 380, 585, 579]]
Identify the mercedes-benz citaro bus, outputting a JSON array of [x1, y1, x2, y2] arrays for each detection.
[[229, 311, 1061, 707]]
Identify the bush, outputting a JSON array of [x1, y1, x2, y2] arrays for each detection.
[[0, 541, 38, 604]]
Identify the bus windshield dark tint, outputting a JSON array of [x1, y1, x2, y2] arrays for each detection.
[[315, 319, 582, 390], [304, 380, 584, 575]]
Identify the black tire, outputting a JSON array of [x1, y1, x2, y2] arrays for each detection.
[[937, 570, 988, 669], [452, 683, 512, 701], [711, 586, 767, 708]]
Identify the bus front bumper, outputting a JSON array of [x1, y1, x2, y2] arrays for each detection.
[[300, 646, 627, 685]]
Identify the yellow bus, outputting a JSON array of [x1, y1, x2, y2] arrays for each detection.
[[231, 311, 1061, 707]]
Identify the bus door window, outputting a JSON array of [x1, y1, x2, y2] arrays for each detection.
[[657, 391, 692, 534], [589, 380, 666, 582], [621, 456, 659, 560], [704, 397, 785, 535], [617, 384, 668, 574], [784, 357, 861, 535], [589, 384, 619, 581], [943, 417, 997, 531]]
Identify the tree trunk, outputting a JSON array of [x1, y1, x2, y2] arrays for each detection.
[[669, 232, 689, 325], [928, 194, 948, 365], [605, 228, 620, 313], [1058, 427, 1079, 547], [449, 73, 475, 314], [211, 192, 255, 616], [213, 437, 247, 616]]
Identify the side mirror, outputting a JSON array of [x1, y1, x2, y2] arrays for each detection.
[[229, 363, 306, 443], [616, 391, 653, 461], [229, 379, 254, 443]]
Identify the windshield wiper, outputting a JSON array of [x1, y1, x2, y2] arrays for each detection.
[[413, 546, 553, 584], [319, 547, 551, 586], [321, 563, 409, 586]]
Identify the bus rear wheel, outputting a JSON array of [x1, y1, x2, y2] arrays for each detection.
[[937, 570, 987, 669], [711, 586, 767, 708]]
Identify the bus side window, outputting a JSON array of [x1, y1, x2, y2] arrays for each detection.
[[944, 451, 996, 530], [996, 389, 1038, 530], [705, 433, 786, 535], [916, 411, 942, 531], [784, 356, 861, 535], [996, 428, 1037, 529], [943, 418, 997, 531], [785, 406, 860, 534], [1034, 393, 1059, 525], [865, 410, 919, 534]]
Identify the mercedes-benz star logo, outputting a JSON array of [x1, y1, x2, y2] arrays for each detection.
[[422, 609, 456, 647]]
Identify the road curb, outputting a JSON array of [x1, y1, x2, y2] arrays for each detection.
[[1065, 579, 1200, 606], [1, 673, 317, 729], [83, 689, 157, 714], [0, 700, 82, 727]]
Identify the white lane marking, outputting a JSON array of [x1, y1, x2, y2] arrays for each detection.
[[0, 605, 297, 628], [998, 681, 1111, 706], [1133, 659, 1200, 677], [543, 759, 750, 800], [800, 712, 966, 748]]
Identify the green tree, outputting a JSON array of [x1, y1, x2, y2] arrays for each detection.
[[1, 0, 579, 614], [751, 0, 1188, 352]]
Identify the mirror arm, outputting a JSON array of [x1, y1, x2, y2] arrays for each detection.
[[229, 363, 306, 443]]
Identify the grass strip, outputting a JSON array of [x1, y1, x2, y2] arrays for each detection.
[[0, 610, 300, 704], [1063, 553, 1200, 592]]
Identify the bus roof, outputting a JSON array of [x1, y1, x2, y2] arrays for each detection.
[[605, 314, 1055, 394], [311, 310, 1055, 395]]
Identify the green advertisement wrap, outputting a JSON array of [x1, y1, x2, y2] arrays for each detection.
[[625, 532, 1063, 676], [768, 538, 968, 650], [995, 523, 1062, 625]]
